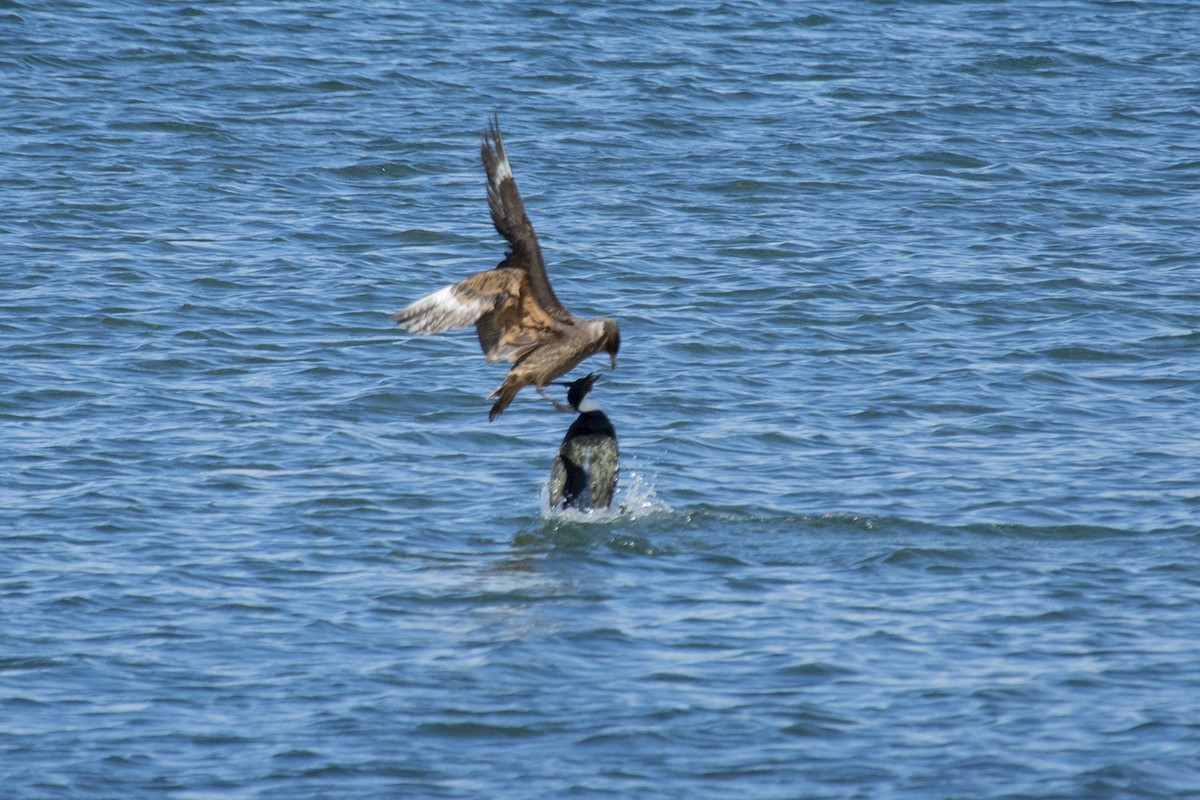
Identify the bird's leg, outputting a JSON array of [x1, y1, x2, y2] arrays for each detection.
[[537, 386, 573, 413]]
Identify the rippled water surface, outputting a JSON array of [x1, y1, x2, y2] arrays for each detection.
[[4, 1, 1200, 798]]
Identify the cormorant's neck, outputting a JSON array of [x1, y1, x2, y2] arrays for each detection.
[[576, 396, 600, 414]]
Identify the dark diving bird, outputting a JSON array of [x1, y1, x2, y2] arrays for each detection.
[[548, 373, 619, 510], [391, 115, 621, 421]]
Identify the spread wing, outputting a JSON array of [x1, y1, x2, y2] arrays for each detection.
[[585, 438, 620, 508], [481, 115, 573, 324], [548, 454, 568, 507], [391, 267, 564, 364], [549, 451, 588, 509], [550, 438, 619, 509]]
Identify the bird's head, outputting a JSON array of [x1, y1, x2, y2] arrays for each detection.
[[554, 372, 601, 412], [601, 318, 620, 369]]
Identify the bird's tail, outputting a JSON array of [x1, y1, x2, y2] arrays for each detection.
[[487, 377, 522, 422]]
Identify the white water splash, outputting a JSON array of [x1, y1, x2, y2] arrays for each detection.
[[538, 469, 673, 524]]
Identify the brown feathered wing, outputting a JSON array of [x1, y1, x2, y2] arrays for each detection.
[[480, 115, 573, 325], [391, 267, 565, 365]]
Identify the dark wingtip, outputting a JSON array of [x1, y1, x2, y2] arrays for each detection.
[[486, 112, 503, 151]]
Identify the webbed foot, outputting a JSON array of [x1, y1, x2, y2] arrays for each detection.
[[537, 387, 574, 413]]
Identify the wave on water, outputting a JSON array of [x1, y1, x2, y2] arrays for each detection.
[[674, 505, 1183, 540], [520, 469, 1184, 557]]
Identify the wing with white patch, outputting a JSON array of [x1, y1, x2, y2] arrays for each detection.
[[393, 266, 566, 366], [481, 115, 572, 323], [391, 267, 522, 335], [391, 284, 486, 334]]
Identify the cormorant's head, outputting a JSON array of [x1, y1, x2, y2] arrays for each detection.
[[556, 372, 601, 412], [601, 318, 620, 369]]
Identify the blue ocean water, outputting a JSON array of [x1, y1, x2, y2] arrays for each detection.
[[3, 1, 1200, 797]]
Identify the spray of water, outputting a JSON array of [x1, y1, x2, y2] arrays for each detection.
[[538, 468, 673, 524]]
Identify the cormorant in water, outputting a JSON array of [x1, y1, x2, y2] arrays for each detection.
[[548, 373, 619, 510]]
